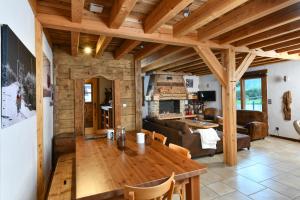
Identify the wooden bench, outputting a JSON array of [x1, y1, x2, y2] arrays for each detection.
[[48, 153, 74, 200]]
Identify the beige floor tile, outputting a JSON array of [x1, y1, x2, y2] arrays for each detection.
[[222, 175, 265, 195], [209, 166, 238, 179], [291, 168, 300, 177], [200, 186, 219, 200], [249, 188, 290, 200], [260, 179, 300, 199], [201, 171, 223, 185], [237, 164, 283, 182], [214, 191, 251, 200], [270, 161, 300, 172], [249, 155, 281, 166], [272, 173, 300, 190], [207, 182, 235, 196]]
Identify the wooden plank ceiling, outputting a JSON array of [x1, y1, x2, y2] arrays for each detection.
[[38, 0, 300, 76]]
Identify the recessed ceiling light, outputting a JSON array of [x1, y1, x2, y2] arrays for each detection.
[[84, 47, 92, 54], [140, 44, 144, 49]]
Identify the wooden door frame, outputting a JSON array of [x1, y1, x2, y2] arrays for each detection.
[[75, 78, 121, 135]]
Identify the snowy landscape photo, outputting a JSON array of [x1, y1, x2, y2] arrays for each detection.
[[1, 25, 36, 128]]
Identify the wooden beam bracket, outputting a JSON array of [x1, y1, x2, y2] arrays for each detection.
[[194, 46, 227, 86]]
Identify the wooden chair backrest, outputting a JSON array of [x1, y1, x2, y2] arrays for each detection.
[[168, 143, 191, 159], [152, 132, 167, 145], [141, 129, 153, 136], [124, 173, 175, 200]]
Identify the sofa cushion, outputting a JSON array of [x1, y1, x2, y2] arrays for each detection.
[[237, 125, 248, 134], [147, 117, 167, 126], [164, 120, 191, 134], [237, 110, 266, 126]]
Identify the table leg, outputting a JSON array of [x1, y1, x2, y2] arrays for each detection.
[[185, 175, 200, 200]]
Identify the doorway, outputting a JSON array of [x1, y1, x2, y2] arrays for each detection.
[[83, 77, 116, 135]]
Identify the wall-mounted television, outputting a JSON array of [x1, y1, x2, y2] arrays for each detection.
[[198, 91, 216, 102]]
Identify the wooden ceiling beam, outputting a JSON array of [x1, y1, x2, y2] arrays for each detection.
[[288, 49, 300, 54], [109, 0, 138, 58], [71, 0, 84, 56], [95, 36, 112, 57], [263, 38, 300, 51], [109, 0, 138, 28], [276, 44, 300, 53], [218, 3, 300, 44], [235, 53, 256, 80], [71, 0, 84, 22], [158, 55, 201, 71], [248, 30, 300, 49], [114, 40, 141, 59], [198, 0, 297, 41], [71, 31, 80, 56], [174, 63, 207, 73], [37, 13, 300, 60], [144, 0, 193, 33], [171, 60, 206, 72], [250, 59, 285, 67], [142, 48, 197, 72], [194, 46, 227, 86], [135, 44, 166, 61], [141, 46, 186, 67], [173, 0, 248, 37], [233, 20, 300, 46]]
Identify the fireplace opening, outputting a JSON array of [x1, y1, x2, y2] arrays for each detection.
[[159, 100, 180, 114]]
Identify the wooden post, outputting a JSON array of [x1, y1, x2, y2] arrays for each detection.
[[135, 60, 142, 131], [222, 48, 237, 166], [74, 79, 84, 135], [113, 80, 121, 128], [35, 18, 44, 200]]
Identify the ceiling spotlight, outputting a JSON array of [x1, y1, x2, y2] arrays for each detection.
[[83, 47, 92, 54], [183, 7, 190, 18], [140, 44, 144, 49]]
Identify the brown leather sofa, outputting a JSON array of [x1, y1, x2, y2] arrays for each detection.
[[236, 110, 268, 140], [143, 118, 250, 158]]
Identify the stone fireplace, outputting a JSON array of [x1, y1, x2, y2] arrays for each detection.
[[145, 72, 188, 119]]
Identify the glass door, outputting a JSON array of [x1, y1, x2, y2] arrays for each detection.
[[244, 78, 262, 111]]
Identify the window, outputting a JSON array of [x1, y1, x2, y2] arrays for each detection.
[[245, 78, 262, 111], [84, 83, 92, 103], [236, 70, 267, 112]]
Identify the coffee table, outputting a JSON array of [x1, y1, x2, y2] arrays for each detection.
[[180, 119, 219, 129]]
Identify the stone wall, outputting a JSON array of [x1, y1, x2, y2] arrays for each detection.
[[53, 48, 136, 135]]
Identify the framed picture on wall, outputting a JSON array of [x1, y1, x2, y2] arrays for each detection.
[[1, 24, 36, 128], [186, 79, 194, 88]]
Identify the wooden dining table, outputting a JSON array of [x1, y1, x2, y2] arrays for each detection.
[[76, 132, 207, 200]]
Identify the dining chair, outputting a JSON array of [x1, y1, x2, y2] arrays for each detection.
[[124, 172, 175, 200], [152, 132, 167, 145], [168, 143, 191, 200], [141, 129, 153, 137], [168, 143, 191, 159]]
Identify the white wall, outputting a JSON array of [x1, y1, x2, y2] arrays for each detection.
[[198, 60, 300, 140], [198, 75, 222, 110], [0, 0, 53, 199], [247, 61, 300, 140], [184, 75, 200, 93]]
